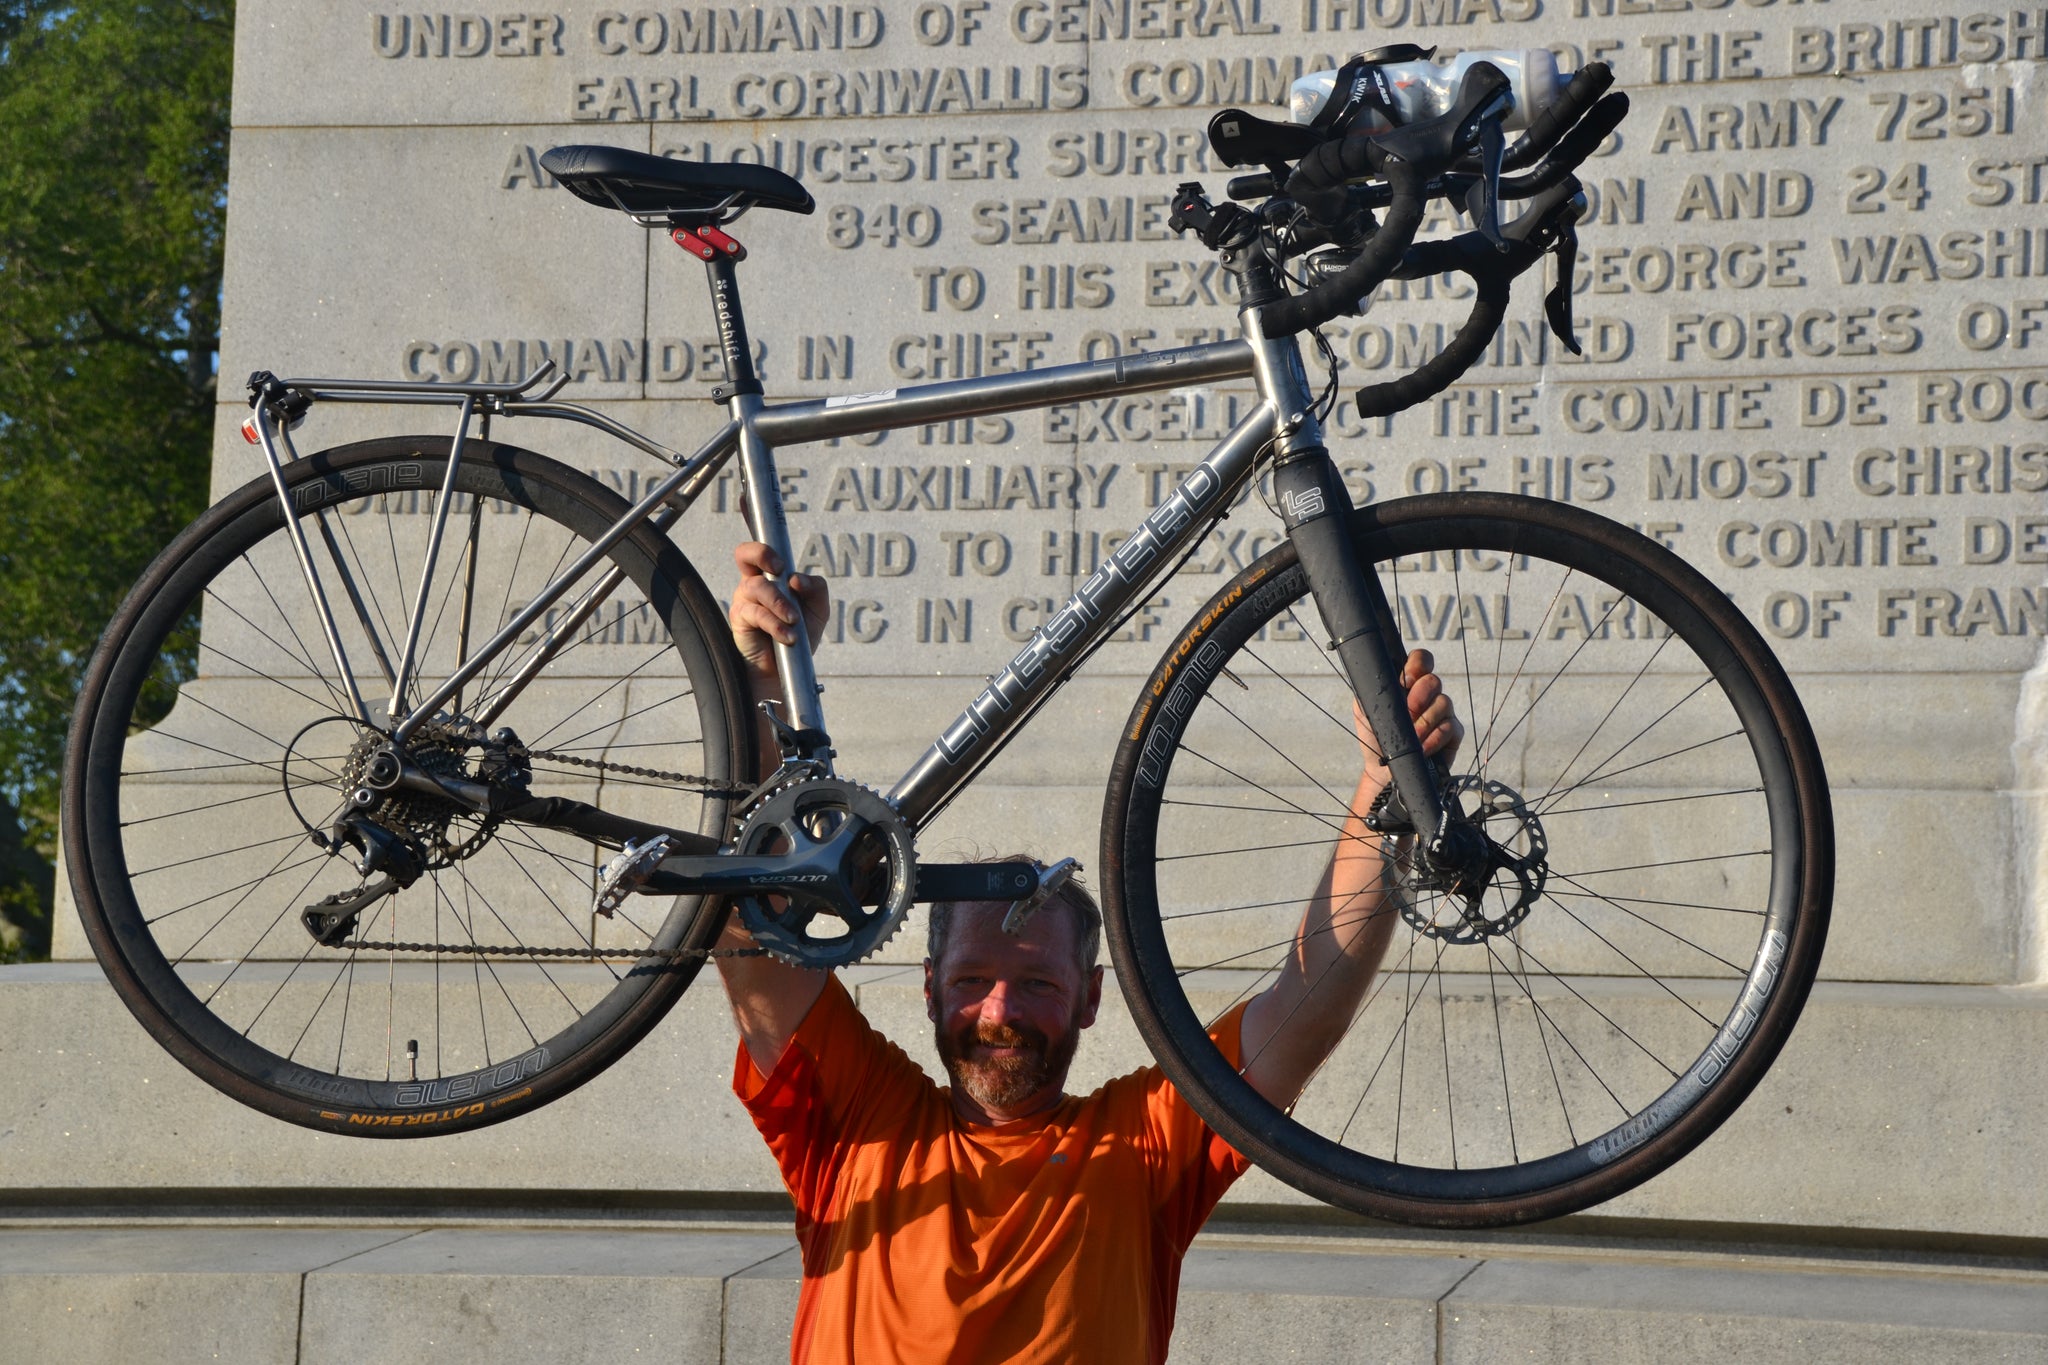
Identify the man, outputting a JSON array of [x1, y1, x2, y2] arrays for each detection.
[[718, 542, 1460, 1364]]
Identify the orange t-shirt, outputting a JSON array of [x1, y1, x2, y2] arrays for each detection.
[[734, 976, 1250, 1365]]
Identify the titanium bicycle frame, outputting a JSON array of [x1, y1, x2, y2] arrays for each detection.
[[244, 246, 1450, 862]]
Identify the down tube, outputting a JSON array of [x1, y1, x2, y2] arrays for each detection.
[[888, 401, 1276, 829]]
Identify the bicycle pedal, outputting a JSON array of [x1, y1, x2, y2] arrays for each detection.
[[595, 835, 674, 918], [1002, 858, 1081, 937]]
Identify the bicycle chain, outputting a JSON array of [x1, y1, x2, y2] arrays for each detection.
[[331, 739, 766, 960], [507, 742, 754, 799], [336, 937, 765, 960]]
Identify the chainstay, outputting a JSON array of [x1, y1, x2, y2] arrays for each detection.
[[331, 744, 761, 959], [510, 743, 753, 798], [338, 937, 765, 960]]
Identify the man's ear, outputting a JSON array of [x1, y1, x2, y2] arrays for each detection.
[[923, 958, 937, 1022], [1080, 964, 1104, 1030]]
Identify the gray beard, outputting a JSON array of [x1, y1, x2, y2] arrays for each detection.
[[935, 1016, 1082, 1114]]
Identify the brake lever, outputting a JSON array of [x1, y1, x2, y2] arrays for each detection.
[[1463, 115, 1507, 252], [1545, 215, 1583, 356]]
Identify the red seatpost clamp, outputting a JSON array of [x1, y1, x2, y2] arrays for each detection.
[[696, 225, 745, 259], [670, 227, 716, 260], [671, 225, 746, 262]]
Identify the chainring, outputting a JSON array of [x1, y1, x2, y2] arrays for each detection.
[[733, 777, 917, 970]]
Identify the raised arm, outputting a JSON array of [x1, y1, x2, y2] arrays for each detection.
[[1238, 650, 1462, 1108], [715, 542, 834, 1074]]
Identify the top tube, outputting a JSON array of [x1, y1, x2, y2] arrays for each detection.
[[748, 341, 1256, 448]]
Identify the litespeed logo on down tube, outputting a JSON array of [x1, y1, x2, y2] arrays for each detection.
[[935, 463, 1224, 762]]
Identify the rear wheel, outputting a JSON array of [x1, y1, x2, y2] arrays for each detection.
[[64, 438, 754, 1135], [1103, 493, 1831, 1225]]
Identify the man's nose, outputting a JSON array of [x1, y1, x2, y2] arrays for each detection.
[[977, 981, 1025, 1026]]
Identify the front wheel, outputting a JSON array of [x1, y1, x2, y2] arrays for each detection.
[[1103, 493, 1831, 1226], [64, 438, 754, 1135]]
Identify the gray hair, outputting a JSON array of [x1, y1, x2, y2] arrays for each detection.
[[926, 855, 1102, 974]]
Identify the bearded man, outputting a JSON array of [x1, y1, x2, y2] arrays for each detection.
[[716, 542, 1460, 1365]]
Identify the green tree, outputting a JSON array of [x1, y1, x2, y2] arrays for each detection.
[[0, 1, 233, 954]]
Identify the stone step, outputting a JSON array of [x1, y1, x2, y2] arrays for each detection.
[[6, 963, 2048, 1241], [1, 1218, 2043, 1364]]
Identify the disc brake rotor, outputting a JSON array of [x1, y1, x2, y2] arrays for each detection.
[[1400, 774, 1548, 945], [734, 777, 917, 970]]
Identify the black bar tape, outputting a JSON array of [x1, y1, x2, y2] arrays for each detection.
[[1353, 272, 1511, 420], [1262, 159, 1428, 337], [1499, 93, 1629, 199], [1502, 62, 1613, 170]]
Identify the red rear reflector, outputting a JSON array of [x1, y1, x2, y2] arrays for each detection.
[[240, 417, 261, 445]]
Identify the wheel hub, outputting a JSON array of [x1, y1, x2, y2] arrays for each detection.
[[1401, 775, 1548, 944], [288, 715, 520, 872]]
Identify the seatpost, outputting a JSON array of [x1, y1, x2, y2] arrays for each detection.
[[703, 250, 833, 756]]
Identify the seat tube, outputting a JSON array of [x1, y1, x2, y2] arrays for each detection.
[[1244, 309, 1445, 830], [708, 254, 830, 739]]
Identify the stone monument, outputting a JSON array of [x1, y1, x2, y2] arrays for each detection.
[[32, 0, 2048, 1239]]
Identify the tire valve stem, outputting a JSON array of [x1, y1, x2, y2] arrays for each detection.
[[406, 1039, 419, 1082]]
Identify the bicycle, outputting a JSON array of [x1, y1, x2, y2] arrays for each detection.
[[64, 51, 1831, 1225]]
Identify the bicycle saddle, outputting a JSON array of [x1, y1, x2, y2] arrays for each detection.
[[540, 145, 815, 220]]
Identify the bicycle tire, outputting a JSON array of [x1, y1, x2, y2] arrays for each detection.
[[64, 437, 755, 1136], [1102, 492, 1831, 1226]]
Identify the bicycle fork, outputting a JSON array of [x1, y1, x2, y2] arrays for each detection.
[[1243, 317, 1475, 875]]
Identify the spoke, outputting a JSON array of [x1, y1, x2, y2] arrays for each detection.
[[486, 844, 606, 1002], [453, 870, 549, 1050], [1237, 639, 1376, 759], [126, 751, 354, 780], [531, 674, 699, 757], [1541, 886, 1764, 918], [1567, 847, 1770, 879], [325, 510, 408, 690], [472, 507, 539, 706], [241, 553, 358, 717], [1533, 890, 1722, 1028], [1225, 871, 1408, 1081], [283, 953, 355, 1063], [1543, 871, 1753, 975], [1486, 936, 1606, 1136], [131, 831, 311, 879], [1532, 675, 1716, 814], [1475, 587, 1630, 769], [1203, 690, 1365, 828], [1538, 729, 1744, 807], [1470, 559, 1562, 772], [1435, 950, 1456, 1167], [472, 522, 581, 706], [1541, 787, 1763, 819], [1160, 796, 1356, 821], [152, 849, 332, 930], [1532, 629, 1677, 810], [1171, 744, 1357, 840], [1493, 936, 1680, 1078], [1331, 929, 1428, 1146], [1161, 890, 1379, 922], [1485, 948, 1518, 1164], [192, 854, 333, 1006], [124, 784, 301, 830], [200, 590, 350, 715], [1158, 834, 1363, 864]]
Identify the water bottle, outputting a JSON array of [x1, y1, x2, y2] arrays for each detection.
[[1288, 47, 1565, 135]]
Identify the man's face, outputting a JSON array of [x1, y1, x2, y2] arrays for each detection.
[[925, 903, 1103, 1123]]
